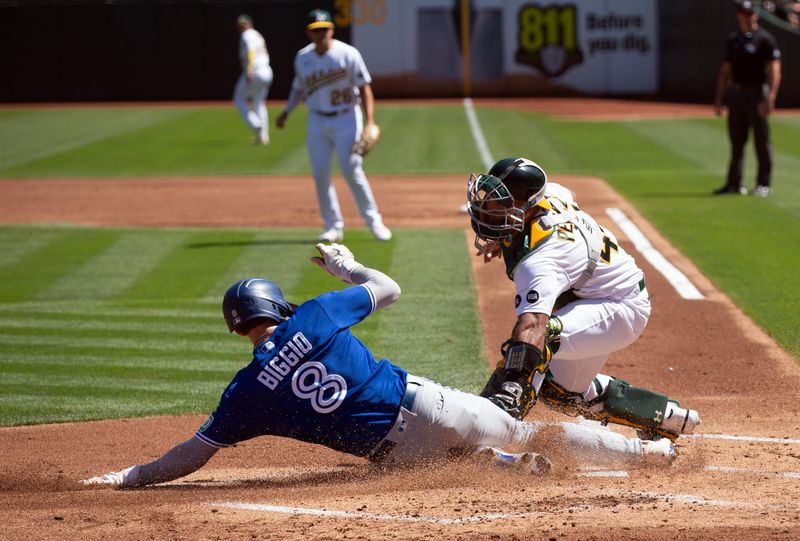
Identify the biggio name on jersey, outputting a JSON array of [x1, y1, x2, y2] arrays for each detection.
[[255, 332, 313, 390]]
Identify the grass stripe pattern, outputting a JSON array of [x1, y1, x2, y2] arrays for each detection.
[[0, 103, 798, 426], [0, 226, 482, 426]]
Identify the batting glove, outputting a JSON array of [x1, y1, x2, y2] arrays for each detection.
[[312, 243, 362, 284], [81, 464, 139, 488]]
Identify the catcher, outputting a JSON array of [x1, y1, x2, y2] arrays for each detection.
[[465, 157, 701, 441], [82, 244, 676, 488]]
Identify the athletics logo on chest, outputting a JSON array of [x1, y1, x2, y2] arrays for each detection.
[[256, 332, 313, 390], [304, 67, 347, 94]]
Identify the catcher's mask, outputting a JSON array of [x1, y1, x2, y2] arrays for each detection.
[[222, 278, 295, 333], [466, 157, 549, 252]]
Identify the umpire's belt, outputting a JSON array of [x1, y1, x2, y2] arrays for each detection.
[[312, 108, 350, 117], [366, 379, 421, 462]]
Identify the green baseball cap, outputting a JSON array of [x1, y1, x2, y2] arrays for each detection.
[[307, 9, 334, 30]]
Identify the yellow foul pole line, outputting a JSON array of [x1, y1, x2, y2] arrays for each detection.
[[461, 0, 471, 97]]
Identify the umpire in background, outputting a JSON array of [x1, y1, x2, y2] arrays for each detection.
[[713, 0, 782, 197]]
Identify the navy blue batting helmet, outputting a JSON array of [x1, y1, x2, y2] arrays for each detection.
[[222, 278, 293, 332]]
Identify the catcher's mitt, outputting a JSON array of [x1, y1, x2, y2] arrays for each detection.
[[353, 124, 381, 156]]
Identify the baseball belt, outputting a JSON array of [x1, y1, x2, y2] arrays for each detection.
[[366, 380, 421, 462], [312, 108, 352, 117]]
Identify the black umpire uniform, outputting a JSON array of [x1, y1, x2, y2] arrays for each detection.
[[714, 1, 782, 196]]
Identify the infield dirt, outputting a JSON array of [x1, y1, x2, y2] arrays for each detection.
[[1, 172, 799, 540], [1, 99, 799, 540]]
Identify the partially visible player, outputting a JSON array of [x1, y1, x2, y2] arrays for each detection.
[[276, 9, 391, 243], [234, 14, 273, 145], [82, 243, 676, 489], [466, 157, 701, 441]]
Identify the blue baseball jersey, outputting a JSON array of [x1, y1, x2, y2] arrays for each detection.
[[196, 284, 408, 457]]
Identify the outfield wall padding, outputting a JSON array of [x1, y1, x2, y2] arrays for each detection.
[[0, 0, 347, 103], [0, 0, 797, 104]]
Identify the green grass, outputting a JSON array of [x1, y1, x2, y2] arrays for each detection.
[[0, 107, 308, 177], [0, 225, 484, 425], [1, 102, 798, 426]]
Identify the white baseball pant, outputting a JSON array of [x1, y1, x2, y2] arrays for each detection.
[[373, 375, 644, 465], [233, 66, 273, 140], [549, 282, 651, 401], [306, 106, 383, 231]]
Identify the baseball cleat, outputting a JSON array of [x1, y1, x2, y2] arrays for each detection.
[[253, 127, 269, 145], [636, 402, 700, 442], [641, 438, 677, 464], [712, 185, 747, 195], [474, 446, 552, 475], [751, 185, 771, 197], [660, 401, 701, 437], [318, 228, 344, 243], [369, 222, 392, 241]]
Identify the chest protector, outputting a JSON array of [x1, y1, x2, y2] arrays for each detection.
[[501, 197, 604, 290]]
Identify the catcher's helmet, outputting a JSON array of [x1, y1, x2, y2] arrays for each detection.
[[466, 157, 548, 242], [222, 278, 294, 332]]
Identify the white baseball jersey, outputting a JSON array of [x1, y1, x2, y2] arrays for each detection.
[[291, 39, 371, 114], [513, 182, 643, 317], [239, 28, 270, 72]]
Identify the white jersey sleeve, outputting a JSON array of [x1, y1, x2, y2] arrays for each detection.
[[513, 252, 572, 315], [349, 46, 372, 88], [239, 28, 270, 72], [291, 49, 306, 94]]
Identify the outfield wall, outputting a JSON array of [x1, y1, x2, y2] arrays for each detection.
[[0, 0, 346, 103], [0, 0, 797, 104], [351, 0, 658, 96]]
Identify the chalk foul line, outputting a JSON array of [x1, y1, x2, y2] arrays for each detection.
[[580, 465, 800, 480], [462, 98, 494, 170], [686, 433, 800, 444], [705, 465, 800, 479], [605, 207, 704, 300], [208, 501, 530, 525], [210, 486, 799, 525]]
